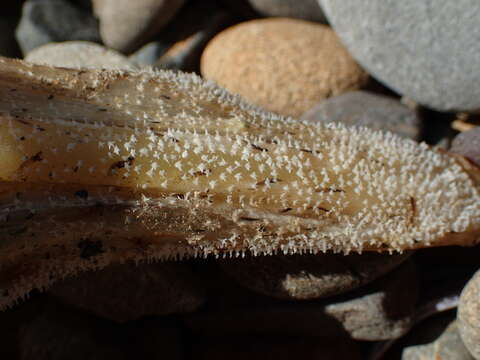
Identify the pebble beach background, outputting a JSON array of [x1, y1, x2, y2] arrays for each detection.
[[1, 0, 480, 359]]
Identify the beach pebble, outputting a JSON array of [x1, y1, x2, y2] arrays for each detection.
[[400, 316, 474, 360], [451, 127, 480, 166], [49, 261, 206, 322], [320, 0, 480, 112], [25, 41, 135, 70], [184, 260, 417, 341], [218, 251, 410, 300], [93, 0, 185, 53], [201, 18, 368, 117], [301, 91, 422, 140], [16, 0, 100, 55], [130, 1, 232, 72], [458, 270, 480, 359]]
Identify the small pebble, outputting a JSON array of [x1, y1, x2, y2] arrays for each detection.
[[201, 18, 368, 117], [320, 0, 480, 112], [16, 0, 100, 55], [458, 269, 480, 360], [301, 90, 422, 140], [25, 41, 135, 70], [49, 261, 206, 322], [450, 127, 480, 166], [184, 260, 417, 341], [93, 0, 185, 53], [218, 251, 410, 300]]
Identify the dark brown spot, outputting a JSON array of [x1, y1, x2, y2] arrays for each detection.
[[74, 190, 89, 199], [160, 94, 171, 100], [109, 156, 135, 174], [251, 143, 268, 152], [78, 239, 104, 259], [317, 207, 330, 212], [300, 148, 313, 154], [280, 208, 292, 213], [47, 94, 54, 100], [256, 178, 281, 186], [30, 152, 43, 162], [315, 187, 345, 193], [239, 217, 260, 222]]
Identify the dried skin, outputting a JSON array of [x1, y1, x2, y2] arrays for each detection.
[[0, 57, 479, 309]]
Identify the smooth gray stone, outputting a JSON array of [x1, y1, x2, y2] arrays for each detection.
[[249, 0, 326, 22], [16, 0, 100, 55], [301, 91, 422, 140], [319, 0, 480, 112]]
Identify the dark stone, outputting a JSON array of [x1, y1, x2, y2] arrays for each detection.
[[18, 302, 128, 360], [183, 260, 418, 341], [301, 91, 422, 140], [49, 261, 206, 322], [16, 0, 101, 55], [192, 335, 362, 360], [218, 251, 410, 300]]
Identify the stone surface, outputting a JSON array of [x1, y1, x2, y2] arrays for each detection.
[[218, 251, 410, 300], [201, 18, 368, 117], [49, 261, 206, 322], [401, 317, 474, 360], [192, 336, 361, 360], [248, 0, 326, 22], [458, 269, 480, 359], [18, 302, 128, 360], [130, 1, 233, 72], [451, 127, 480, 166], [320, 0, 480, 112], [301, 91, 422, 140], [184, 260, 417, 341], [25, 41, 135, 70], [93, 0, 185, 53], [16, 0, 101, 55]]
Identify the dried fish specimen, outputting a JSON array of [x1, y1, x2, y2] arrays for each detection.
[[0, 57, 479, 309]]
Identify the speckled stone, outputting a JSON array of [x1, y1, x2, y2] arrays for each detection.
[[218, 251, 410, 300], [93, 0, 185, 53], [16, 0, 101, 55], [319, 0, 480, 112], [49, 261, 206, 322], [451, 127, 480, 167], [184, 260, 417, 341], [458, 269, 480, 359], [401, 317, 474, 360], [25, 41, 136, 70], [301, 91, 422, 140], [192, 336, 361, 360], [201, 18, 368, 117]]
